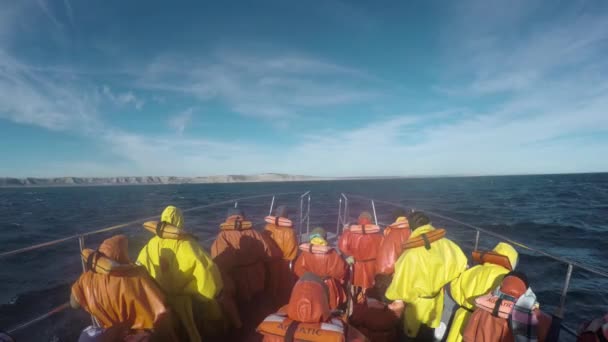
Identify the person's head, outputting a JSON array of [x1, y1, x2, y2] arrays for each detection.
[[358, 211, 373, 225], [499, 271, 529, 298], [407, 211, 430, 230], [161, 205, 184, 229], [98, 235, 130, 264], [226, 207, 245, 220], [371, 274, 393, 302], [274, 205, 288, 218], [287, 272, 331, 323], [392, 209, 408, 223], [492, 242, 519, 270], [309, 227, 328, 246]]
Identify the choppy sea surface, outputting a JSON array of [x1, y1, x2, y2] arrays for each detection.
[[1, 173, 607, 341]]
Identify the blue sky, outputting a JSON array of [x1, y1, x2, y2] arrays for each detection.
[[1, 0, 607, 177]]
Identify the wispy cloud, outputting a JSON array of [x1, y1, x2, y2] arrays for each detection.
[[102, 85, 144, 110], [137, 51, 379, 120], [168, 107, 194, 135]]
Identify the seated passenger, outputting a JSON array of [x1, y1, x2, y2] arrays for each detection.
[[446, 242, 519, 342], [463, 272, 552, 342], [262, 205, 297, 307], [350, 274, 403, 342], [338, 211, 383, 299], [385, 211, 467, 339], [376, 209, 411, 276], [577, 314, 608, 342], [137, 206, 223, 342], [294, 227, 348, 310], [71, 235, 176, 341], [257, 272, 369, 342], [211, 208, 273, 330]]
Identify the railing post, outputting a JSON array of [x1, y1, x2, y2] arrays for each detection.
[[306, 195, 311, 235], [78, 236, 98, 327], [337, 197, 343, 233], [556, 263, 573, 319], [78, 236, 87, 274], [268, 195, 275, 216], [371, 200, 378, 226], [474, 230, 480, 251]]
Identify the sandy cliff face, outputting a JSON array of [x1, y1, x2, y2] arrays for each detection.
[[0, 173, 326, 187]]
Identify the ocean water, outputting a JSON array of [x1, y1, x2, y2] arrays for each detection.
[[0, 173, 607, 341]]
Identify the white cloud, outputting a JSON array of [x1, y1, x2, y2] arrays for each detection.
[[0, 50, 101, 132], [102, 85, 144, 110], [168, 107, 194, 135], [137, 51, 379, 120]]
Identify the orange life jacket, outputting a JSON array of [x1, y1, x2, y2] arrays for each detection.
[[474, 292, 517, 319], [142, 221, 194, 240], [402, 228, 446, 250], [299, 243, 333, 254], [220, 216, 253, 231], [257, 312, 346, 342], [348, 224, 381, 234], [81, 249, 138, 275], [472, 250, 513, 271], [265, 216, 293, 228]]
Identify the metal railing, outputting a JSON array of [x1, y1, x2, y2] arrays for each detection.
[[341, 193, 608, 338], [0, 191, 309, 336], [298, 191, 311, 241]]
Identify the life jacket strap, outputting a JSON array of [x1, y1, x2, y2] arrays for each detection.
[[156, 221, 166, 237], [598, 329, 608, 342], [492, 298, 504, 317], [422, 233, 431, 250], [275, 217, 280, 226], [285, 321, 300, 342], [86, 251, 97, 272]]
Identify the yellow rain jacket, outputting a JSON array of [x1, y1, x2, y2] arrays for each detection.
[[385, 224, 467, 337], [137, 206, 223, 342], [446, 242, 518, 342]]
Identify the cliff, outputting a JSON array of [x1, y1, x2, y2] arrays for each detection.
[[0, 173, 329, 187]]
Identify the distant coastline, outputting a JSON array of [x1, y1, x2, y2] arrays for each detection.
[[0, 174, 337, 188], [1, 171, 605, 188]]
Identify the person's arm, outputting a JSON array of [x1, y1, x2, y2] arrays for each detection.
[[69, 293, 80, 309], [179, 241, 224, 300], [284, 229, 298, 261]]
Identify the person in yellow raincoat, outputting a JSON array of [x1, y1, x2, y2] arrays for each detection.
[[137, 205, 223, 342], [446, 242, 519, 342], [385, 211, 467, 340]]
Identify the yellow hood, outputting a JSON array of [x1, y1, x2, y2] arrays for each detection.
[[409, 223, 435, 238], [161, 205, 184, 229], [492, 242, 518, 270]]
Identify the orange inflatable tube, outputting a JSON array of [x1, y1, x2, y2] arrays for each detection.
[[348, 224, 381, 234], [299, 243, 333, 254], [474, 293, 516, 319], [81, 248, 136, 275], [143, 221, 193, 239], [472, 250, 513, 270], [257, 313, 345, 342], [220, 219, 253, 231], [265, 216, 293, 227], [402, 229, 446, 250]]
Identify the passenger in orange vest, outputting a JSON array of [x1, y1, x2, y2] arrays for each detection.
[[463, 272, 552, 342], [338, 211, 383, 299], [257, 272, 369, 342], [350, 274, 403, 342], [211, 208, 273, 334], [376, 209, 411, 276], [294, 227, 348, 310], [263, 205, 298, 307], [70, 235, 176, 341], [577, 314, 608, 342]]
